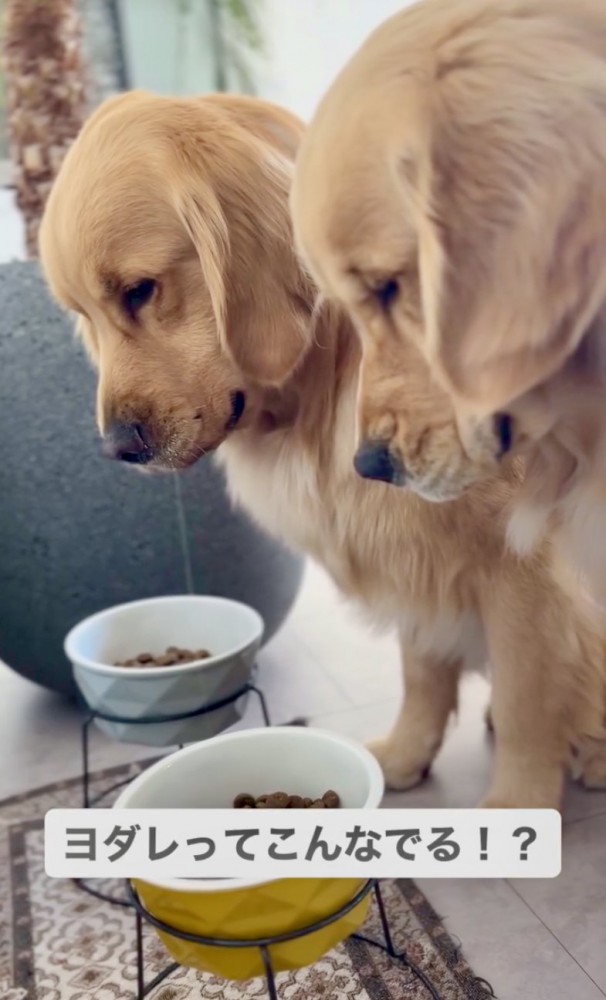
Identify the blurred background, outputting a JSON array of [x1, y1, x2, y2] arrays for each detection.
[[0, 0, 406, 262]]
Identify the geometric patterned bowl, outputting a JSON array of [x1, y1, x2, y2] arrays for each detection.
[[65, 595, 264, 746], [114, 727, 385, 978], [133, 875, 372, 979]]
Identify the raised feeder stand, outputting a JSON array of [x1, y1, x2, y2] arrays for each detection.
[[74, 671, 271, 908], [128, 879, 443, 1000], [79, 676, 271, 809]]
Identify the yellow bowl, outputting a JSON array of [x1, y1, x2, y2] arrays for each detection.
[[132, 876, 370, 979], [115, 727, 384, 980]]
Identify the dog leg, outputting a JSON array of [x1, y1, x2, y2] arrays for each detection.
[[368, 639, 461, 791], [480, 578, 573, 809]]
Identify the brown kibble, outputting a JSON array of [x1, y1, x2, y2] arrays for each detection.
[[233, 793, 256, 809], [155, 653, 175, 666], [266, 792, 290, 808], [114, 644, 213, 668], [231, 790, 341, 809]]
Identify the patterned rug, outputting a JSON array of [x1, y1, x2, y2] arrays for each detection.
[[1, 759, 495, 1000]]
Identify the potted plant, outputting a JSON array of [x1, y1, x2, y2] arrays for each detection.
[[1, 0, 263, 257]]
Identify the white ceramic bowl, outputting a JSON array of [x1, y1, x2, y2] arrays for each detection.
[[114, 726, 385, 978], [65, 595, 264, 746]]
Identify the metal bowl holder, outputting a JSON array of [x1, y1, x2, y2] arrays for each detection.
[[73, 674, 442, 1000]]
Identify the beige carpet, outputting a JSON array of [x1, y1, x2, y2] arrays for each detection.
[[1, 759, 495, 1000]]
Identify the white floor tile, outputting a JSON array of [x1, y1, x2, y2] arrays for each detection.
[[0, 665, 152, 799], [509, 813, 606, 993], [289, 561, 402, 706], [416, 877, 606, 1000]]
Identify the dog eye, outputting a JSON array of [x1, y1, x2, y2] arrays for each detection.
[[123, 279, 156, 316], [374, 278, 399, 310], [494, 413, 514, 456]]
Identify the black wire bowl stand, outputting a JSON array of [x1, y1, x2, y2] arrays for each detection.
[[128, 878, 443, 1000], [73, 674, 271, 907]]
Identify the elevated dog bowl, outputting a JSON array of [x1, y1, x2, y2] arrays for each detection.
[[65, 595, 264, 746], [114, 726, 385, 979]]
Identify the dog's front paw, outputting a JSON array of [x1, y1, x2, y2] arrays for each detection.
[[366, 737, 432, 792]]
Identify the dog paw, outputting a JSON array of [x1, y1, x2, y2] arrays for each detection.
[[366, 737, 432, 791]]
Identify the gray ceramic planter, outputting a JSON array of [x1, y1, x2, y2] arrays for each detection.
[[0, 262, 303, 697]]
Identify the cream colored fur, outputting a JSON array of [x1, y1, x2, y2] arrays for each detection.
[[39, 91, 606, 808], [291, 0, 606, 607]]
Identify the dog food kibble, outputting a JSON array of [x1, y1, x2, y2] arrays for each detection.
[[233, 789, 341, 808], [233, 793, 256, 809], [267, 792, 291, 808], [115, 646, 211, 668]]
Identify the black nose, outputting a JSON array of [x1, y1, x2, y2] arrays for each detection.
[[494, 413, 514, 456], [102, 422, 155, 465], [353, 440, 406, 485]]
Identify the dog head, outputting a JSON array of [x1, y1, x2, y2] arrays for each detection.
[[292, 0, 606, 489], [40, 91, 313, 470], [351, 325, 507, 499]]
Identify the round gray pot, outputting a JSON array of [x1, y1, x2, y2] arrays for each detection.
[[0, 262, 302, 697]]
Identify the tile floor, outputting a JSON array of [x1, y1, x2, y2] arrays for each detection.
[[3, 559, 606, 999]]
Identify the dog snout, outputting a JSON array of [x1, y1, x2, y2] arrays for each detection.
[[102, 422, 155, 465], [353, 440, 406, 486]]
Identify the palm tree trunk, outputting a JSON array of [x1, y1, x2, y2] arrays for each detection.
[[3, 0, 87, 257]]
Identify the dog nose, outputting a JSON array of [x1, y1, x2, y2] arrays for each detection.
[[102, 422, 155, 465], [353, 440, 406, 485]]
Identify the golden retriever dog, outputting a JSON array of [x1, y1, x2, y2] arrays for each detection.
[[291, 0, 606, 602], [39, 90, 606, 808]]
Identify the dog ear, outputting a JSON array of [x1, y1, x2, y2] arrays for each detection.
[[175, 175, 230, 351], [418, 57, 606, 415], [220, 144, 315, 387], [176, 107, 314, 387]]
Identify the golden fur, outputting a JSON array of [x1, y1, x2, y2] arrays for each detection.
[[291, 0, 606, 602], [40, 91, 606, 808]]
